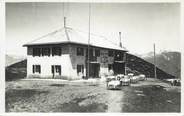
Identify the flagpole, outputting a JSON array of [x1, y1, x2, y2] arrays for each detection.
[[87, 3, 91, 79]]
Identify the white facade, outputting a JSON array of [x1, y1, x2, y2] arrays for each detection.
[[26, 44, 126, 79]]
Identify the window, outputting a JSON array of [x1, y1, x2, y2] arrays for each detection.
[[108, 50, 114, 57], [108, 64, 113, 71], [77, 64, 84, 75], [95, 49, 100, 57], [33, 48, 41, 57], [115, 51, 124, 61], [51, 65, 61, 75], [77, 47, 84, 56], [90, 49, 94, 57], [33, 65, 41, 74], [52, 47, 61, 56], [42, 47, 50, 56]]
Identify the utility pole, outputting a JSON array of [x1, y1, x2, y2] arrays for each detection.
[[154, 43, 157, 79], [124, 53, 127, 75], [64, 17, 66, 28], [119, 32, 126, 75], [119, 32, 122, 48], [87, 3, 91, 79]]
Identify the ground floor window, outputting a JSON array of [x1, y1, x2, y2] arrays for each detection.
[[33, 65, 41, 74], [77, 64, 84, 75], [51, 65, 61, 75]]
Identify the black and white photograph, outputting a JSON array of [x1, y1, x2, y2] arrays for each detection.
[[5, 2, 181, 113]]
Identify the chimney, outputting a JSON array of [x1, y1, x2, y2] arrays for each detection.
[[119, 32, 122, 48]]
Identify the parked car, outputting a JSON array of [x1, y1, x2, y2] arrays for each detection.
[[121, 75, 131, 86], [106, 76, 116, 83], [138, 74, 146, 81], [130, 76, 139, 83], [116, 74, 124, 80], [168, 79, 181, 86], [107, 79, 121, 90], [128, 73, 134, 77]]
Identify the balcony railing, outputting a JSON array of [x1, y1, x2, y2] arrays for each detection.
[[89, 56, 97, 62]]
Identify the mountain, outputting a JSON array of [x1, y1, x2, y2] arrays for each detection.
[[6, 54, 27, 81], [6, 54, 26, 67], [126, 53, 175, 79], [139, 51, 181, 78]]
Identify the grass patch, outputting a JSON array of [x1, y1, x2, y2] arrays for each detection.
[[6, 89, 49, 112]]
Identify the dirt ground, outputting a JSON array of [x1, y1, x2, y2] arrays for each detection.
[[6, 78, 181, 112]]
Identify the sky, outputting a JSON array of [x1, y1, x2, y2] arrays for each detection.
[[6, 2, 180, 56]]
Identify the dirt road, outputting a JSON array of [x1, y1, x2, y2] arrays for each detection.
[[6, 78, 180, 112]]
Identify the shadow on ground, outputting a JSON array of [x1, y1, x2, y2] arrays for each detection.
[[120, 85, 181, 112]]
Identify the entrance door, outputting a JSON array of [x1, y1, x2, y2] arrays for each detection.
[[113, 62, 125, 75], [51, 65, 61, 78], [89, 63, 100, 78]]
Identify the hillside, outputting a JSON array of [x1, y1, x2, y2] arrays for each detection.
[[6, 54, 26, 67], [6, 59, 27, 81], [126, 53, 175, 79], [140, 51, 181, 78]]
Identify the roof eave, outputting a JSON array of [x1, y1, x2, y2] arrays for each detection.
[[23, 42, 128, 52]]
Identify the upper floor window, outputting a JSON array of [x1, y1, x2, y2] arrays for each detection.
[[33, 48, 41, 57], [77, 47, 84, 56], [33, 65, 41, 74], [52, 47, 62, 56], [115, 51, 124, 61], [108, 50, 114, 57], [42, 47, 50, 56], [95, 49, 100, 57]]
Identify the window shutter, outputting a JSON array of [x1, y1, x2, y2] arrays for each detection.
[[51, 65, 54, 73], [33, 65, 35, 73], [39, 65, 41, 73]]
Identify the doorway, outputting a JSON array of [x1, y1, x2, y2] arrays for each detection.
[[113, 62, 125, 75], [51, 65, 61, 78], [86, 63, 100, 78]]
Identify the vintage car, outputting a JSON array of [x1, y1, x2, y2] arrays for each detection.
[[138, 74, 146, 81], [130, 76, 139, 83], [128, 73, 134, 77], [106, 76, 121, 90], [120, 75, 131, 86], [116, 74, 124, 80], [167, 79, 181, 86]]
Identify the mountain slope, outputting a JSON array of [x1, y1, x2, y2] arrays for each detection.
[[126, 53, 175, 79], [141, 51, 181, 78], [6, 59, 27, 81], [6, 54, 26, 67], [6, 56, 27, 81]]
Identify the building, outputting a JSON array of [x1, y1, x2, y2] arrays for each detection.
[[23, 26, 128, 79]]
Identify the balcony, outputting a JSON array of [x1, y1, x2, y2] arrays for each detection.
[[114, 52, 126, 63], [89, 56, 97, 62]]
